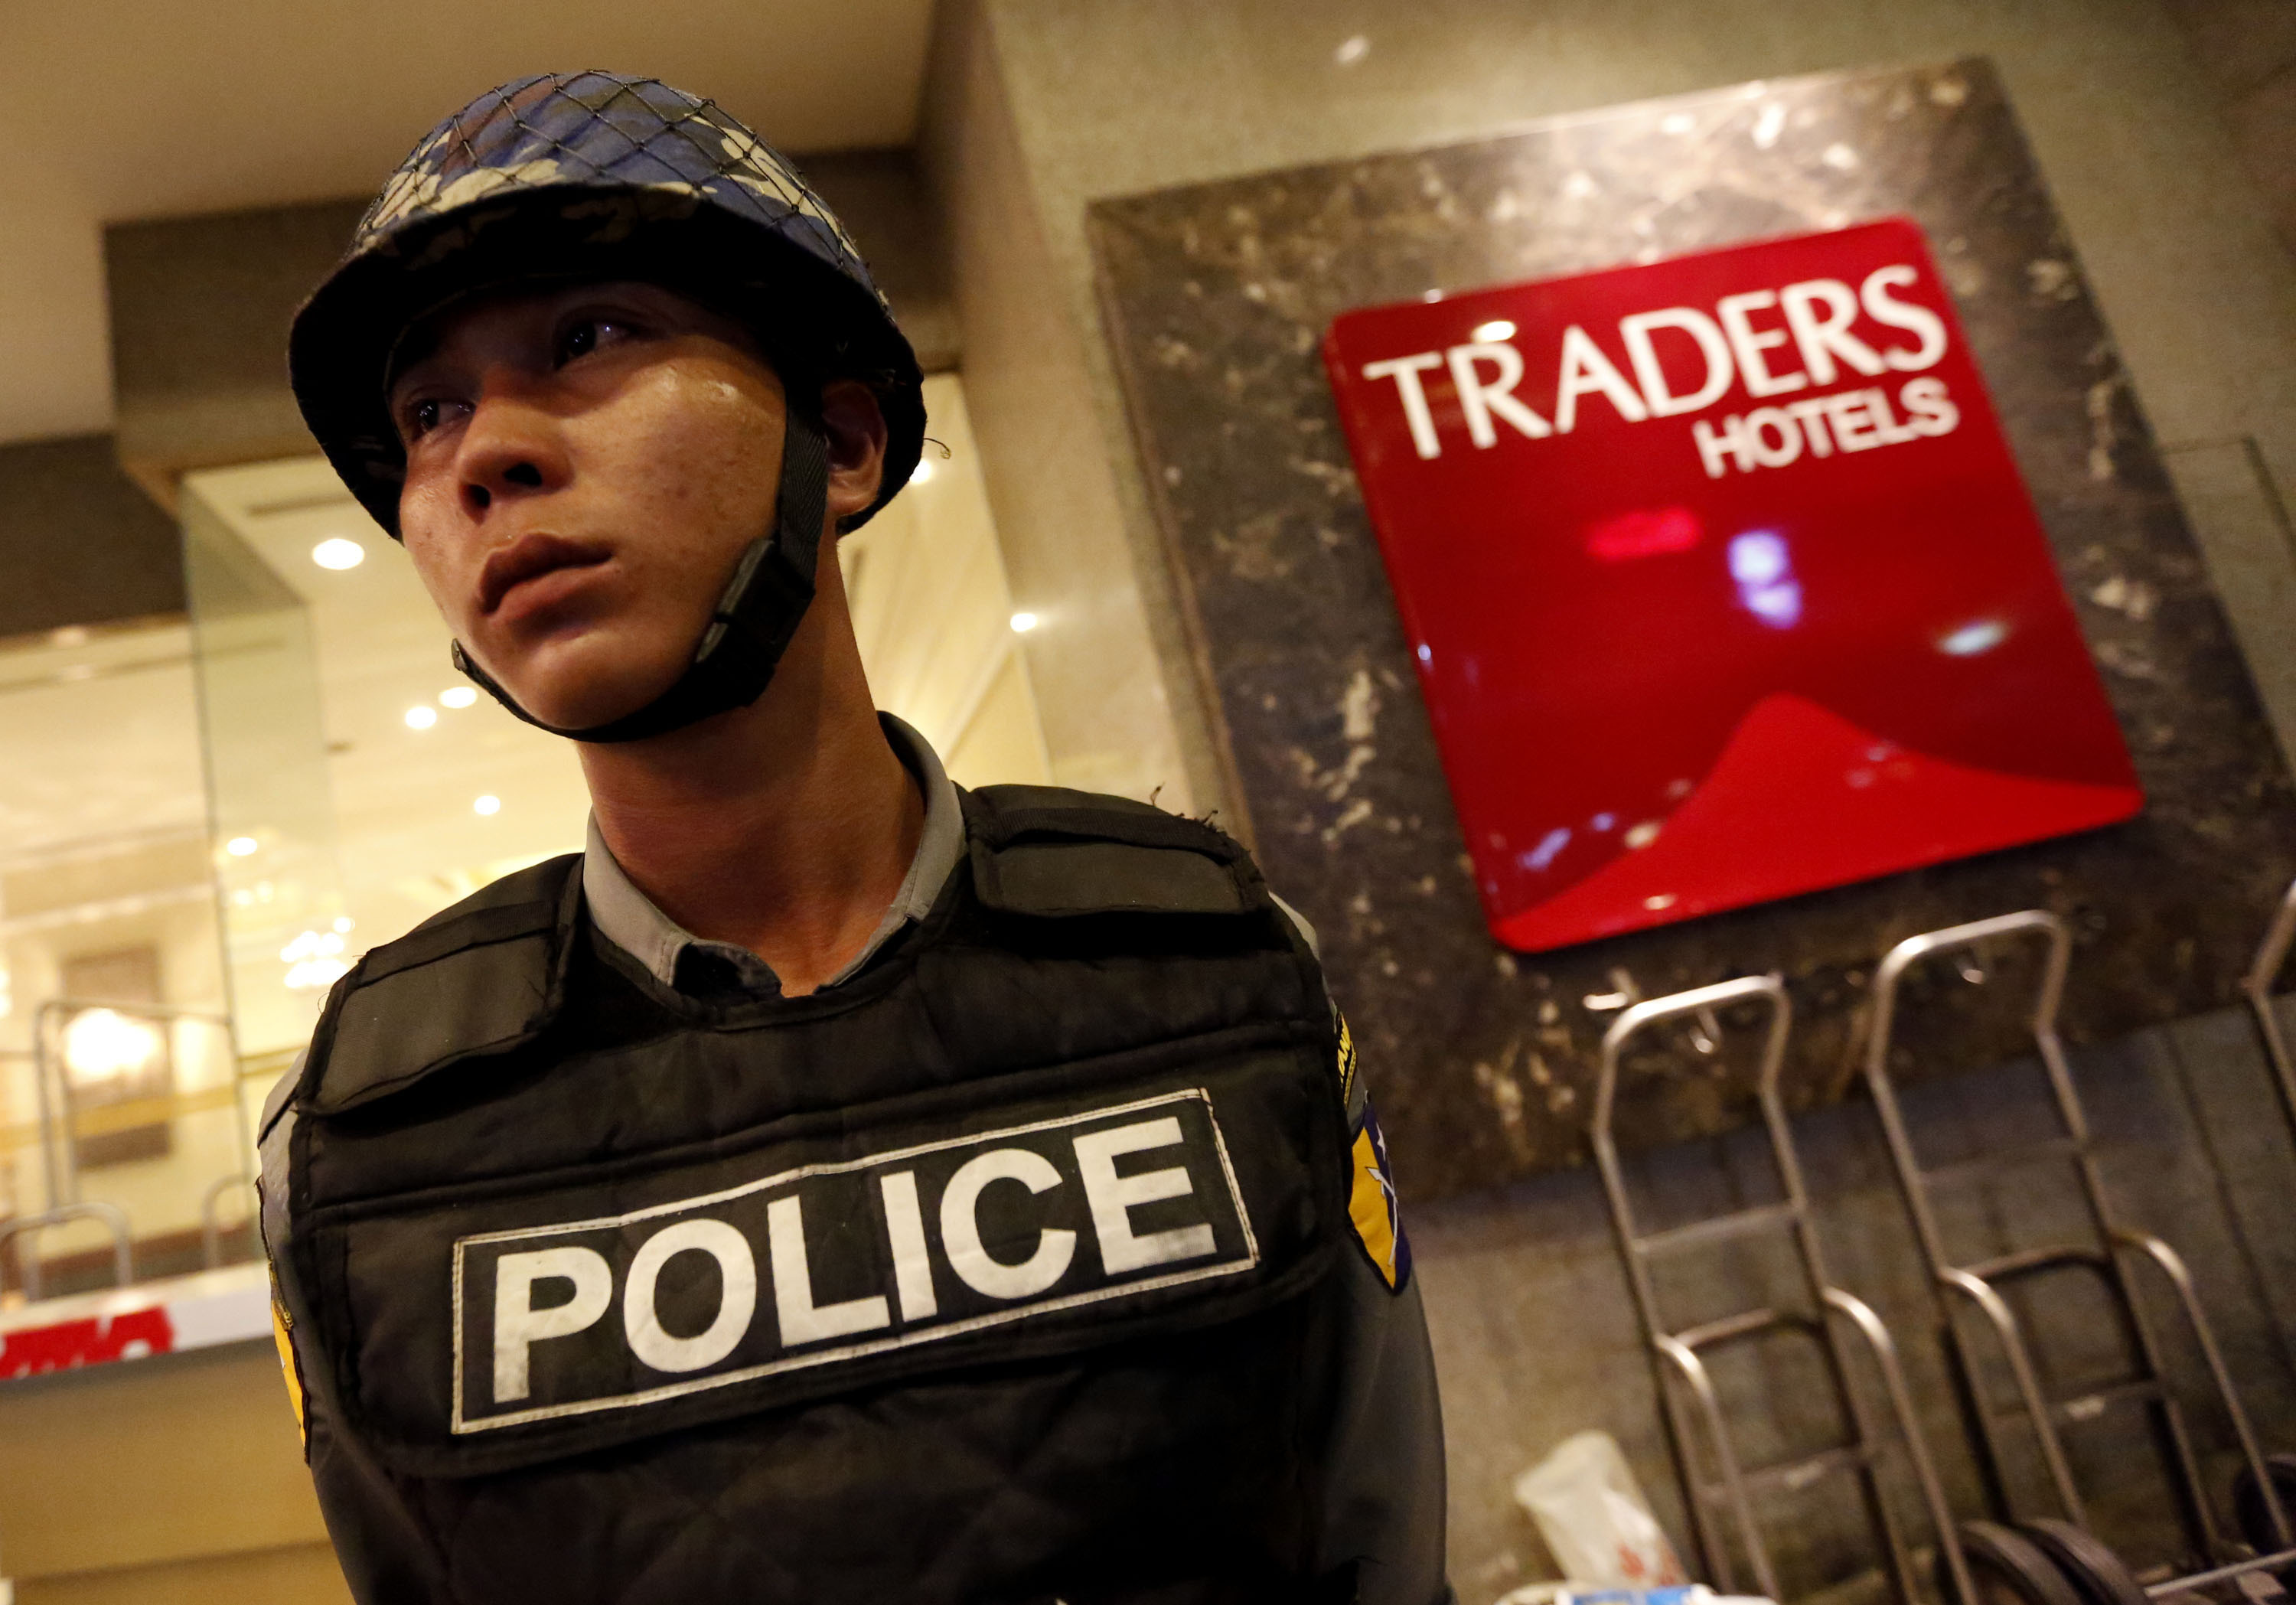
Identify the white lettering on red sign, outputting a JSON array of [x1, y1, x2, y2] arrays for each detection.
[[1355, 263, 1957, 471], [1692, 378, 1961, 478]]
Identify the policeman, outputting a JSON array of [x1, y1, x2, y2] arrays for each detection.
[[263, 72, 1450, 1604]]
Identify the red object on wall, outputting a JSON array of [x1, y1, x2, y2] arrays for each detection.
[[1322, 217, 2141, 951]]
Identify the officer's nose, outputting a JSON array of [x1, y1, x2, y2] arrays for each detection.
[[470, 462, 544, 511], [456, 393, 570, 518]]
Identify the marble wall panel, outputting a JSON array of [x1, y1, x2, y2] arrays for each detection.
[[1088, 57, 2296, 1199]]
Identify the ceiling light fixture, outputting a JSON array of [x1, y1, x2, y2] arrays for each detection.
[[311, 537, 367, 570], [1010, 612, 1039, 633], [910, 458, 938, 484], [405, 706, 438, 729], [474, 794, 501, 816], [439, 687, 478, 709], [226, 836, 259, 856]]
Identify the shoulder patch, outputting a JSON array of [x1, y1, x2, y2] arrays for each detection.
[[1346, 1098, 1411, 1293], [269, 1268, 309, 1454]]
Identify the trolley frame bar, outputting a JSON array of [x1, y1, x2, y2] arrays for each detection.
[[1864, 909, 2291, 1566], [1595, 974, 1971, 1605], [2240, 878, 2296, 1147]]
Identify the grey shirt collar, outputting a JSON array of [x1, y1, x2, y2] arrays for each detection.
[[582, 712, 965, 997]]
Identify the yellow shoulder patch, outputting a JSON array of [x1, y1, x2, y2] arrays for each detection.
[[1349, 1129, 1401, 1287], [270, 1289, 308, 1450], [1345, 1102, 1411, 1291]]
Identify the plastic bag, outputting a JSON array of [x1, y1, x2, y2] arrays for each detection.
[[1495, 1587, 1774, 1605], [1512, 1430, 1689, 1589]]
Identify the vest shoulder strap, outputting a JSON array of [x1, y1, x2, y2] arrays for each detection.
[[961, 784, 1259, 919], [305, 790, 1269, 1113], [304, 854, 581, 1115]]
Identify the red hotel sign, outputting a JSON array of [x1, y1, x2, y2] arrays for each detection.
[[1324, 218, 2141, 952]]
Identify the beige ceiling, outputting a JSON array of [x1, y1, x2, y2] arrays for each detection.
[[0, 0, 936, 447]]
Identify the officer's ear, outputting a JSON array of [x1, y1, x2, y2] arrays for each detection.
[[819, 380, 888, 532]]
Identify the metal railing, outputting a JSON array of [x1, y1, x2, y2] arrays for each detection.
[[199, 1174, 258, 1270], [0, 999, 263, 1301], [28, 998, 240, 1213], [0, 1201, 132, 1301]]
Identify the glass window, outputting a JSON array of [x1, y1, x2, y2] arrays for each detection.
[[0, 620, 241, 1299]]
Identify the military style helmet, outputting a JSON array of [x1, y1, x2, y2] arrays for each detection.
[[289, 72, 926, 743]]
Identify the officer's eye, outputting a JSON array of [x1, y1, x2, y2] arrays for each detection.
[[556, 315, 637, 366], [400, 396, 455, 442]]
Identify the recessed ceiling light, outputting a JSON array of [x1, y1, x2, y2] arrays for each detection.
[[474, 794, 501, 816], [311, 537, 366, 570], [439, 687, 478, 709], [910, 457, 938, 484], [405, 705, 439, 729], [226, 836, 258, 856], [1010, 612, 1039, 633]]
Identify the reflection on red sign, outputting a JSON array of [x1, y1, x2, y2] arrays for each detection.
[[1323, 217, 2141, 951], [0, 1307, 173, 1378]]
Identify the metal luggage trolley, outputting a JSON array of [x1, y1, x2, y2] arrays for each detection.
[[1595, 974, 1973, 1605], [2239, 877, 2296, 1153], [2233, 878, 2296, 1557], [1863, 909, 2294, 1594]]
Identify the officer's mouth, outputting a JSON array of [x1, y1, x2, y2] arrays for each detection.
[[480, 533, 614, 617]]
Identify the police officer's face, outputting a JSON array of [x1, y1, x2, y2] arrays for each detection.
[[387, 281, 883, 732]]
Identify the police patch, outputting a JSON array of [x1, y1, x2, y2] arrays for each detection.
[[448, 1089, 1259, 1434]]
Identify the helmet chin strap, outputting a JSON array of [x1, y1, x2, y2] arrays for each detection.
[[449, 413, 831, 744]]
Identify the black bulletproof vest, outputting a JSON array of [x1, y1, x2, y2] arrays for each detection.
[[279, 785, 1355, 1605]]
